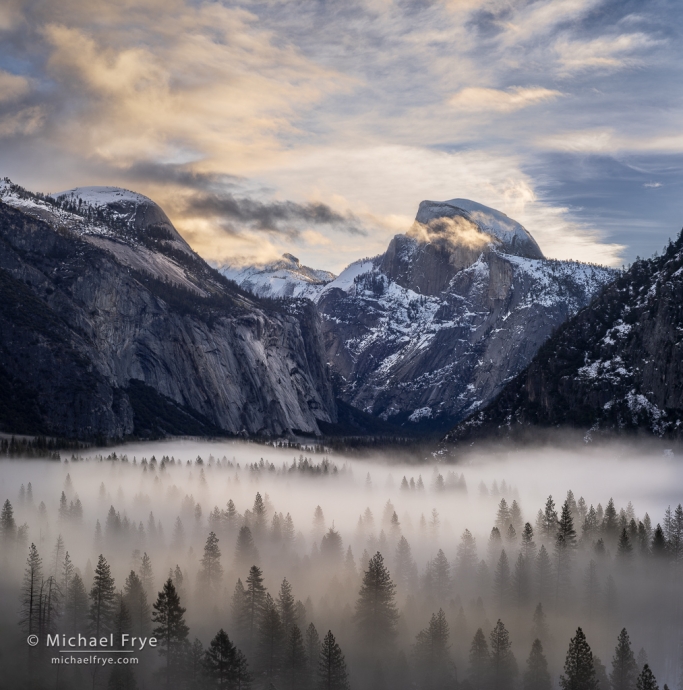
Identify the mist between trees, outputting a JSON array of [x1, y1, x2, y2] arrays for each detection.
[[1, 439, 683, 690]]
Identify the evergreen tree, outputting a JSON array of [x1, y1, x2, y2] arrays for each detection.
[[651, 524, 667, 558], [245, 565, 267, 650], [354, 552, 399, 654], [1, 499, 16, 543], [542, 497, 558, 541], [65, 572, 89, 634], [283, 624, 308, 690], [555, 500, 577, 607], [61, 551, 75, 614], [90, 554, 117, 637], [124, 571, 151, 636], [278, 578, 296, 638], [535, 546, 552, 604], [185, 638, 206, 690], [235, 525, 259, 569], [455, 529, 478, 581], [152, 578, 190, 689], [395, 536, 417, 592], [199, 531, 223, 595], [320, 527, 344, 566], [112, 592, 132, 648], [560, 628, 598, 690], [490, 619, 517, 690], [493, 549, 511, 611], [306, 622, 321, 677], [204, 628, 235, 689], [524, 639, 551, 690], [257, 593, 284, 680], [531, 604, 549, 643], [231, 579, 249, 641], [610, 629, 638, 690], [139, 552, 154, 598], [469, 628, 490, 690], [318, 630, 350, 690], [252, 492, 267, 537], [496, 499, 512, 531], [431, 549, 451, 603], [617, 529, 633, 560], [636, 665, 659, 690], [521, 523, 537, 561], [512, 552, 531, 608], [19, 544, 43, 637], [414, 608, 455, 690], [603, 499, 619, 540]]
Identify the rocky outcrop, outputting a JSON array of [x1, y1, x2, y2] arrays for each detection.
[[0, 182, 336, 439], [314, 200, 616, 433], [444, 230, 683, 444]]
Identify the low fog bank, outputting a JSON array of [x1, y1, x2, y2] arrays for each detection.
[[1, 439, 682, 689]]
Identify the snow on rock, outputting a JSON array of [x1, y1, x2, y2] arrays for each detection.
[[220, 253, 336, 300]]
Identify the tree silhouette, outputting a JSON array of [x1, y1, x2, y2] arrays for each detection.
[[89, 554, 117, 637], [490, 619, 517, 690], [610, 629, 638, 690], [469, 628, 490, 690], [318, 630, 350, 690], [524, 639, 551, 690], [152, 578, 190, 689], [355, 552, 399, 654], [560, 628, 598, 690]]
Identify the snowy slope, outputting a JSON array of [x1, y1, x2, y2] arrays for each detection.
[[220, 253, 335, 300]]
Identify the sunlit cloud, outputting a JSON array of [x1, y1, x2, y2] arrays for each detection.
[[449, 86, 562, 113]]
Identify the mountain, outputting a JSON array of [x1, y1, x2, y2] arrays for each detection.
[[220, 253, 335, 300], [444, 231, 683, 444], [229, 198, 617, 433], [0, 179, 336, 439]]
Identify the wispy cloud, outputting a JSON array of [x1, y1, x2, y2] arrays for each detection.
[[450, 86, 562, 113]]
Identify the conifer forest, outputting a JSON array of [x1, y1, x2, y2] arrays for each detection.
[[1, 440, 683, 690]]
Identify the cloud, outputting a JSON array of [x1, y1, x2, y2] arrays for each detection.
[[183, 192, 368, 238], [449, 86, 562, 113], [644, 182, 661, 188], [0, 70, 30, 102]]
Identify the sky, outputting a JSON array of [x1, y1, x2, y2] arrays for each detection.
[[0, 0, 681, 273]]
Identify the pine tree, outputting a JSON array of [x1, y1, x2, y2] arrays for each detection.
[[204, 628, 235, 689], [245, 565, 267, 650], [257, 593, 284, 680], [199, 531, 223, 594], [283, 624, 308, 690], [531, 603, 549, 643], [490, 619, 517, 690], [496, 499, 512, 531], [610, 629, 638, 690], [252, 492, 267, 537], [152, 578, 190, 689], [512, 552, 531, 608], [112, 592, 132, 648], [139, 552, 154, 598], [542, 497, 558, 541], [636, 665, 659, 690], [617, 529, 633, 560], [185, 638, 205, 690], [90, 554, 117, 637], [124, 571, 151, 636], [488, 527, 503, 565], [493, 549, 511, 611], [354, 552, 399, 654], [278, 578, 296, 638], [306, 622, 321, 677], [320, 527, 344, 566], [555, 500, 577, 607], [395, 536, 417, 592], [414, 608, 455, 690], [524, 639, 551, 690], [235, 525, 259, 569], [455, 528, 478, 580], [1, 499, 16, 543], [62, 551, 75, 614], [65, 572, 89, 634], [431, 549, 451, 603], [231, 579, 249, 642], [521, 523, 537, 561], [651, 524, 667, 558], [583, 560, 601, 626], [318, 630, 350, 690], [560, 628, 598, 690], [603, 499, 619, 540], [469, 628, 490, 690], [535, 546, 552, 604]]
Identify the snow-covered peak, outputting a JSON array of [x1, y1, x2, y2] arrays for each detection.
[[415, 198, 544, 260], [54, 186, 154, 207], [220, 254, 336, 300]]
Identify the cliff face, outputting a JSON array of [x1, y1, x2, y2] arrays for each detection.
[[445, 231, 683, 443], [314, 201, 616, 433], [0, 182, 336, 439]]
